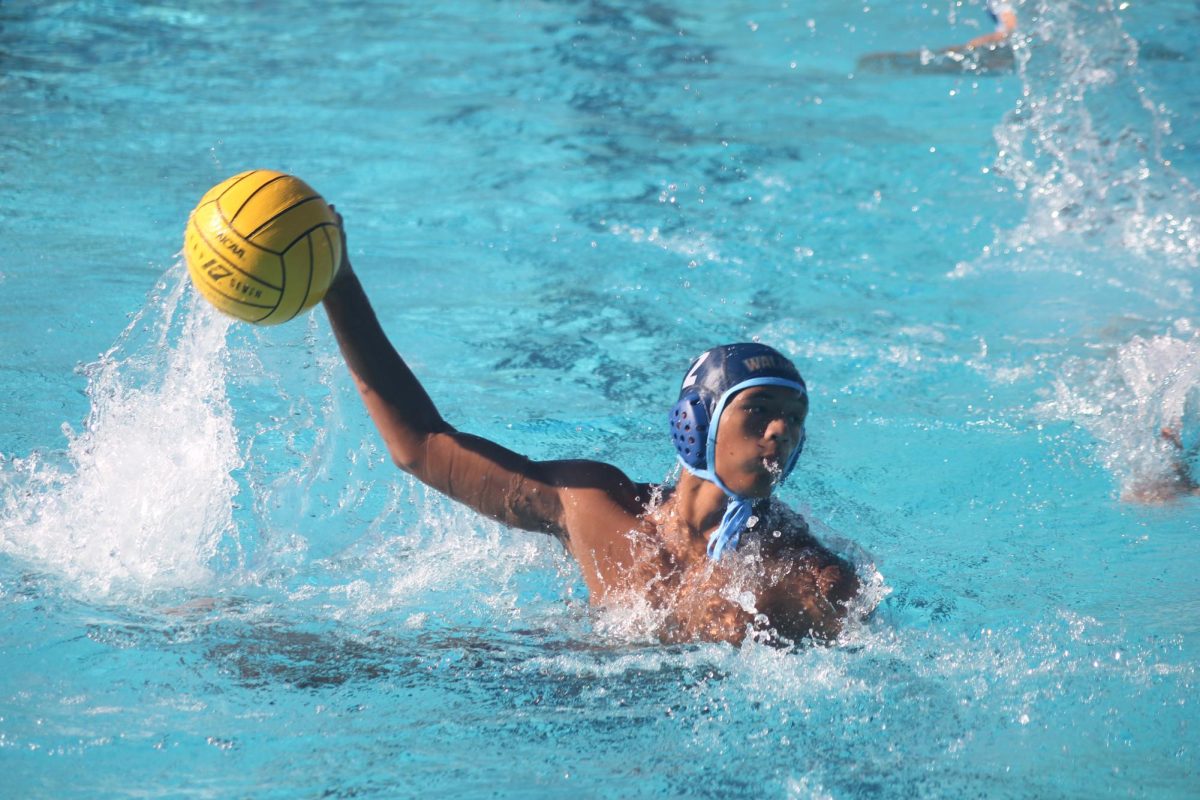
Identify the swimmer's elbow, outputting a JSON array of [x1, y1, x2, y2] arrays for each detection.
[[385, 430, 449, 483], [384, 437, 425, 475]]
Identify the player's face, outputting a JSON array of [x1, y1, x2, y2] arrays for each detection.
[[712, 386, 808, 498]]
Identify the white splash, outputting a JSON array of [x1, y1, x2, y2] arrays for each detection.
[[1040, 326, 1200, 500], [992, 0, 1199, 268], [607, 220, 724, 266], [0, 266, 241, 597]]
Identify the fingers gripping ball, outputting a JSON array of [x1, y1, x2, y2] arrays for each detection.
[[184, 170, 341, 325]]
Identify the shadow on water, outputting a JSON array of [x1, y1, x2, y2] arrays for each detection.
[[856, 44, 1016, 77], [174, 609, 745, 718]]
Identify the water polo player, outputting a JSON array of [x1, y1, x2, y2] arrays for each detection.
[[321, 214, 860, 645]]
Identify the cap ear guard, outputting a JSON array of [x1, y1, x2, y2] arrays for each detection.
[[670, 391, 711, 470]]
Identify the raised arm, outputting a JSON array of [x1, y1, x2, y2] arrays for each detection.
[[320, 222, 646, 545], [321, 233, 578, 536]]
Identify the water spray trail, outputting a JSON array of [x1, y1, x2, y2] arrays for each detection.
[[993, 0, 1199, 268], [1041, 326, 1200, 500], [0, 265, 241, 597]]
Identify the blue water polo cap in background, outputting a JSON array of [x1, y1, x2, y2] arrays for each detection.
[[668, 343, 809, 559]]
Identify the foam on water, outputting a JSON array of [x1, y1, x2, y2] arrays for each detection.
[[992, 0, 1199, 269], [0, 266, 240, 597], [1040, 322, 1200, 500], [515, 598, 1194, 796], [320, 494, 574, 631]]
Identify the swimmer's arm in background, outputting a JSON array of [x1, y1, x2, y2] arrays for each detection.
[[321, 230, 636, 540], [1116, 422, 1200, 503], [1159, 427, 1200, 496], [964, 9, 1016, 49]]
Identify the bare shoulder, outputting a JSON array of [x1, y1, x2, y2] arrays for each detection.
[[749, 500, 821, 555], [541, 459, 663, 534], [541, 459, 650, 502], [540, 460, 663, 590], [754, 501, 858, 596], [751, 502, 861, 643]]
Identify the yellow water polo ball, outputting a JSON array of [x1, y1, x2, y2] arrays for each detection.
[[184, 170, 342, 325]]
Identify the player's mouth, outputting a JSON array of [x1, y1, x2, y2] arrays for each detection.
[[760, 454, 786, 480]]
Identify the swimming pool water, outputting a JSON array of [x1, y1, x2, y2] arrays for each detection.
[[1, 1, 1198, 797]]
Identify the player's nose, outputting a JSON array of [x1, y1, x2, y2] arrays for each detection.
[[764, 416, 797, 444]]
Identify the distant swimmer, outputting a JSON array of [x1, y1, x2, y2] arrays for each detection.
[[321, 212, 862, 646], [1148, 425, 1200, 500], [1121, 392, 1200, 503], [857, 0, 1018, 75], [961, 0, 1018, 50]]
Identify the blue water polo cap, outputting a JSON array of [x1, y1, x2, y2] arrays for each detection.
[[670, 343, 807, 474], [668, 343, 808, 559]]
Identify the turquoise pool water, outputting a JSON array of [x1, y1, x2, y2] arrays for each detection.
[[2, 0, 1198, 796]]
